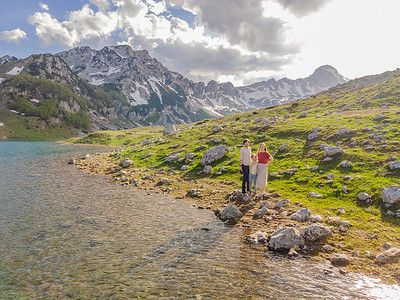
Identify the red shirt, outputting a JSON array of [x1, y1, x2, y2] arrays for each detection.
[[258, 152, 270, 164]]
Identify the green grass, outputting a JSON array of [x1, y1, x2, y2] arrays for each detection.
[[71, 76, 400, 264], [0, 109, 77, 141]]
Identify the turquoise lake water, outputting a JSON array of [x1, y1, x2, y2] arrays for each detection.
[[0, 141, 399, 299]]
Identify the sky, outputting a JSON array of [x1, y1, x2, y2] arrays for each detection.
[[1, 0, 400, 86]]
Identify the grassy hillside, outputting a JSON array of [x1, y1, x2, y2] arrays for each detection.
[[70, 74, 400, 281]]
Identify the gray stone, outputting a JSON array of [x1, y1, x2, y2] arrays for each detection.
[[214, 125, 223, 132], [254, 207, 274, 218], [357, 192, 371, 201], [279, 142, 288, 152], [184, 153, 196, 162], [340, 160, 352, 168], [384, 248, 400, 261], [309, 192, 323, 198], [310, 166, 319, 171], [200, 144, 229, 166], [376, 253, 387, 262], [374, 114, 385, 121], [203, 165, 213, 174], [290, 208, 311, 222], [260, 201, 271, 209], [163, 124, 176, 135], [275, 199, 290, 208], [181, 165, 189, 171], [382, 185, 400, 205], [68, 158, 76, 164], [119, 158, 134, 168], [246, 231, 268, 244], [219, 205, 242, 223], [308, 131, 320, 141], [301, 224, 332, 243], [387, 161, 400, 171], [342, 186, 349, 194], [309, 214, 323, 223], [383, 242, 392, 249], [324, 146, 344, 157], [268, 227, 305, 251], [322, 157, 333, 162], [166, 154, 180, 162], [253, 117, 266, 124], [337, 208, 346, 215], [331, 254, 349, 266]]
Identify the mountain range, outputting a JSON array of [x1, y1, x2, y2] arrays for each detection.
[[1, 44, 350, 139]]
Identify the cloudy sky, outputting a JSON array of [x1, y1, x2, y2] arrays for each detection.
[[1, 0, 400, 86]]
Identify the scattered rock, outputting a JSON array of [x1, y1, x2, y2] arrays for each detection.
[[376, 253, 388, 262], [166, 154, 180, 162], [301, 224, 332, 243], [337, 208, 346, 215], [340, 160, 352, 168], [288, 248, 299, 257], [200, 144, 229, 166], [68, 158, 76, 164], [268, 227, 305, 252], [214, 125, 223, 132], [290, 208, 311, 222], [309, 214, 323, 223], [181, 165, 189, 171], [219, 204, 242, 223], [324, 146, 344, 157], [275, 199, 290, 208], [342, 186, 349, 194], [203, 165, 213, 174], [119, 158, 134, 168], [309, 192, 323, 198], [331, 254, 350, 266], [163, 124, 177, 135], [253, 117, 267, 124], [387, 161, 400, 171], [383, 242, 392, 250], [279, 142, 288, 152], [310, 166, 319, 172], [246, 231, 268, 244], [382, 185, 400, 205], [254, 207, 274, 218], [383, 248, 400, 262]]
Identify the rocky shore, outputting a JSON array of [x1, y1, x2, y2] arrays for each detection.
[[69, 148, 400, 284]]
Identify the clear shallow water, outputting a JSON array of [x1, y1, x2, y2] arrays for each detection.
[[0, 141, 399, 299]]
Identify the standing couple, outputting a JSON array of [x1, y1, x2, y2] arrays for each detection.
[[239, 138, 274, 196]]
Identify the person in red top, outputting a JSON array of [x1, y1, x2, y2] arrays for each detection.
[[255, 143, 274, 195]]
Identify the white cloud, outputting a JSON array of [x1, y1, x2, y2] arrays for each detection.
[[89, 0, 111, 11], [39, 2, 49, 11], [0, 28, 28, 43]]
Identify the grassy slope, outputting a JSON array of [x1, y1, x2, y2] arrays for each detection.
[[0, 110, 77, 141], [71, 76, 400, 281]]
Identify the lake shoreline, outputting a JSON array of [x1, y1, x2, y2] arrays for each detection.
[[69, 147, 400, 285]]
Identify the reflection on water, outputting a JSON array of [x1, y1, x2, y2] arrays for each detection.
[[0, 141, 399, 299]]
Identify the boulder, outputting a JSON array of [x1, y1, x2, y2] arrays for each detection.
[[214, 125, 223, 132], [184, 153, 196, 162], [387, 161, 400, 171], [246, 231, 268, 244], [268, 227, 305, 251], [203, 165, 213, 174], [275, 199, 290, 208], [340, 160, 352, 168], [166, 154, 180, 162], [324, 146, 344, 157], [309, 214, 323, 223], [309, 192, 323, 198], [357, 192, 371, 201], [279, 142, 288, 152], [290, 208, 310, 222], [163, 124, 176, 135], [331, 253, 350, 266], [68, 158, 76, 164], [253, 117, 266, 124], [308, 131, 320, 141], [384, 248, 400, 262], [200, 144, 229, 166], [254, 207, 274, 218], [382, 186, 400, 205], [219, 205, 242, 223], [301, 224, 332, 243], [119, 158, 134, 168]]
